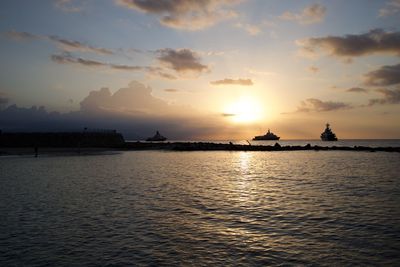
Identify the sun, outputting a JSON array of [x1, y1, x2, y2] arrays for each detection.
[[224, 96, 263, 123]]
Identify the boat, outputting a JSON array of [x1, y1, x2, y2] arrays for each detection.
[[320, 123, 338, 141], [146, 131, 167, 141], [253, 129, 280, 141]]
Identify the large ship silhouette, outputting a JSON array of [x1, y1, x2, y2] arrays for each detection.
[[146, 131, 167, 141], [253, 129, 280, 141], [320, 123, 338, 141]]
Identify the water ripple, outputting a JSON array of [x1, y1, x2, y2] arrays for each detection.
[[1, 151, 400, 266]]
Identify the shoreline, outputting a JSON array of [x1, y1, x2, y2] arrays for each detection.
[[1, 141, 400, 156]]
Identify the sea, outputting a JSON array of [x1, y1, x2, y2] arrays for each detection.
[[1, 140, 400, 266]]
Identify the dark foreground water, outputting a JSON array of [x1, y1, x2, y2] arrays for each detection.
[[1, 150, 400, 266]]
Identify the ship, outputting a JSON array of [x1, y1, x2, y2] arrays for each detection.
[[253, 129, 280, 141], [146, 131, 167, 141], [320, 123, 338, 141]]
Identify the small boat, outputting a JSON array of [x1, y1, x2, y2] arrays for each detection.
[[146, 131, 167, 141], [320, 123, 338, 141], [253, 129, 280, 141]]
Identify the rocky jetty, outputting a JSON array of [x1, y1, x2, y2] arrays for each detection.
[[124, 142, 400, 153]]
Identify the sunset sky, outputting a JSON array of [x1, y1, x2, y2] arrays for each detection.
[[0, 0, 399, 140]]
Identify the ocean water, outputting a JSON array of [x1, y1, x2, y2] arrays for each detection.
[[239, 139, 400, 148], [1, 150, 400, 266]]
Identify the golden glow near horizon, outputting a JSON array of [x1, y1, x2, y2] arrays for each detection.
[[224, 96, 264, 123]]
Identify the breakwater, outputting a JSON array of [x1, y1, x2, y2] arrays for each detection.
[[124, 141, 400, 152]]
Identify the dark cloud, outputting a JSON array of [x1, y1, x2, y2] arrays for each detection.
[[346, 87, 368, 93], [164, 88, 179, 93], [115, 0, 238, 30], [51, 52, 141, 70], [157, 48, 209, 74], [80, 81, 170, 114], [364, 63, 400, 86], [280, 4, 326, 25], [368, 87, 400, 106], [379, 0, 400, 17], [5, 31, 188, 79], [309, 66, 319, 73], [0, 105, 66, 132], [295, 98, 352, 113], [54, 0, 83, 13], [4, 31, 41, 41], [298, 29, 400, 58], [51, 53, 177, 79], [5, 30, 114, 55], [0, 81, 246, 140], [48, 36, 114, 55], [4, 30, 40, 41], [0, 92, 9, 106], [150, 71, 177, 80], [51, 53, 106, 67], [210, 78, 253, 86], [234, 23, 262, 36]]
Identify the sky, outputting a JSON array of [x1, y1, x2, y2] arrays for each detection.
[[0, 0, 399, 140]]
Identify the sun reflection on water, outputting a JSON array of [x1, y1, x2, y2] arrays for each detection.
[[238, 151, 252, 174]]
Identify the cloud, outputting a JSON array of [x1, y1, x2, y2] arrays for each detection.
[[210, 78, 253, 86], [294, 98, 352, 113], [246, 68, 278, 76], [364, 63, 400, 86], [164, 88, 180, 93], [379, 0, 400, 17], [4, 30, 39, 41], [0, 92, 8, 106], [47, 36, 114, 55], [5, 30, 113, 55], [346, 87, 368, 93], [116, 0, 239, 30], [52, 53, 107, 67], [152, 71, 177, 80], [309, 66, 319, 73], [235, 23, 262, 36], [5, 31, 201, 79], [51, 52, 180, 80], [0, 105, 66, 132], [0, 97, 8, 105], [221, 113, 235, 117], [51, 52, 154, 71], [0, 81, 253, 140], [80, 81, 170, 114], [368, 87, 400, 106], [54, 0, 83, 13], [297, 29, 400, 59], [280, 4, 326, 25], [157, 48, 209, 74]]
